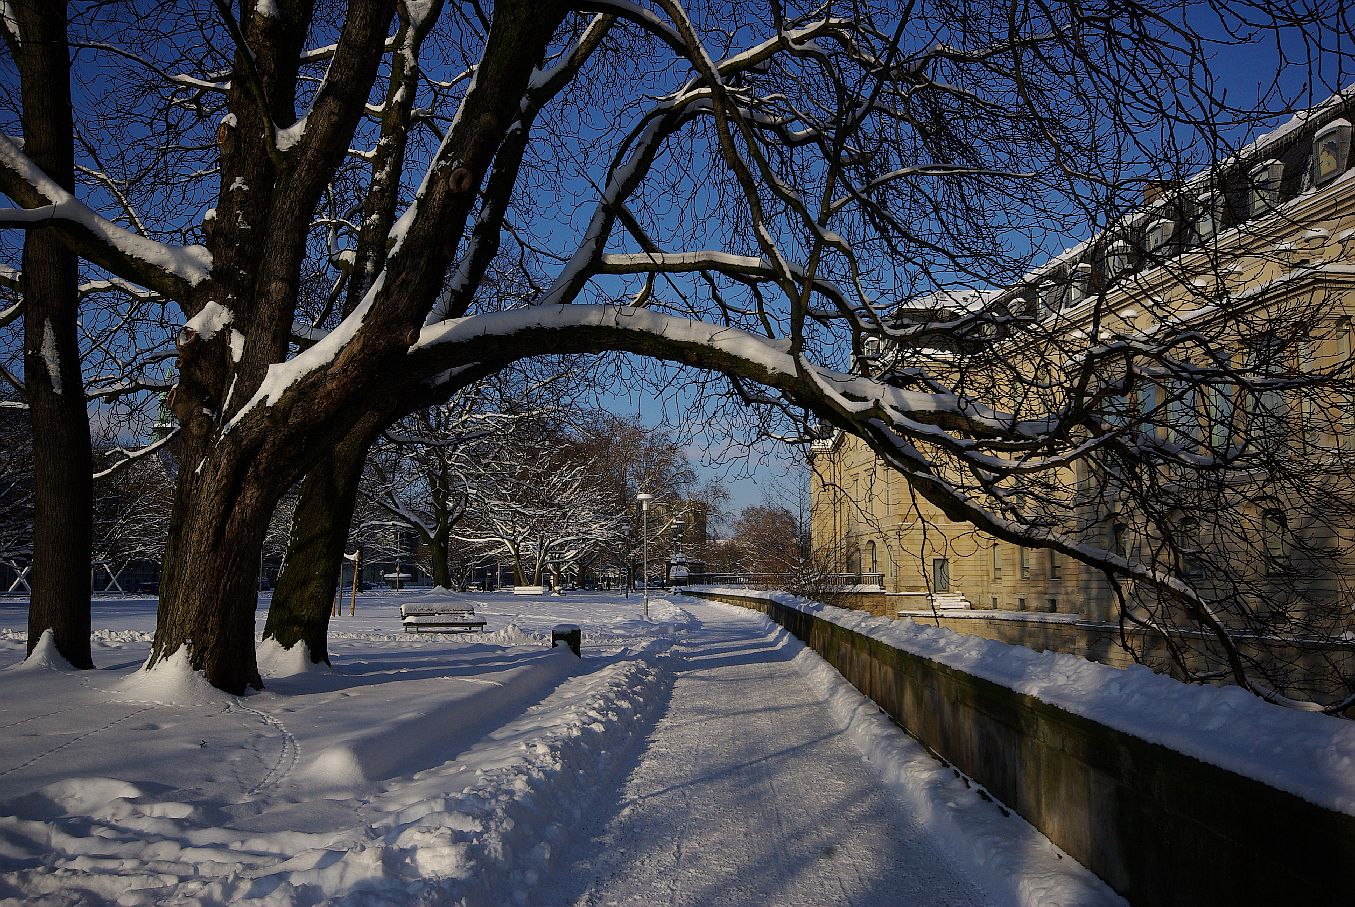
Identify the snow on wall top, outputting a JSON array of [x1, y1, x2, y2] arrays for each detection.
[[693, 587, 1355, 817]]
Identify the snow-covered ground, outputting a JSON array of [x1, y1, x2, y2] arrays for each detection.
[[0, 591, 1118, 905]]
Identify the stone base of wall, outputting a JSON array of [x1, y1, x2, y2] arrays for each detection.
[[689, 590, 1355, 907]]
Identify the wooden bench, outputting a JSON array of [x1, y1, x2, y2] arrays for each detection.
[[400, 604, 487, 634]]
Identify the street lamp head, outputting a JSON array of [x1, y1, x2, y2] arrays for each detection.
[[636, 492, 653, 509]]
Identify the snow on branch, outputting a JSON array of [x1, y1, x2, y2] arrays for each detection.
[[0, 134, 209, 296]]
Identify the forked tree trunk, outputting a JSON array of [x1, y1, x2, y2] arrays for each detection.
[[263, 437, 369, 664], [16, 1, 93, 669]]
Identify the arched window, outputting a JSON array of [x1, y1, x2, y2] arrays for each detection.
[[866, 539, 878, 575], [1104, 241, 1133, 282], [1312, 119, 1350, 187], [847, 544, 862, 578]]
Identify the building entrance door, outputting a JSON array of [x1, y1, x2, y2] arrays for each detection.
[[933, 558, 950, 593]]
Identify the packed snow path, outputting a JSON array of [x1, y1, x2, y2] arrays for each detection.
[[550, 601, 985, 907]]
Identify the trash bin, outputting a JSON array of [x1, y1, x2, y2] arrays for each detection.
[[552, 624, 581, 657]]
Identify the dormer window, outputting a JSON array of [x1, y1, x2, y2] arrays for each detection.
[[1249, 159, 1284, 217], [1145, 219, 1174, 256], [1313, 119, 1351, 187], [1009, 290, 1037, 320], [861, 336, 885, 360], [1065, 263, 1092, 306], [1192, 192, 1219, 245], [1037, 280, 1059, 318], [1104, 241, 1132, 282]]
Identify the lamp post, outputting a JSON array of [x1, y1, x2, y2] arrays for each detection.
[[636, 493, 653, 617]]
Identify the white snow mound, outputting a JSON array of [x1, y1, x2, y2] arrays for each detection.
[[115, 645, 236, 705], [9, 629, 74, 672], [256, 637, 330, 677]]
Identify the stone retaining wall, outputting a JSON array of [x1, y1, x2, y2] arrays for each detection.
[[690, 590, 1355, 907]]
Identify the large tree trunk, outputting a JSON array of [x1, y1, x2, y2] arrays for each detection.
[[263, 436, 369, 664], [154, 443, 274, 693], [15, 1, 93, 668], [427, 532, 453, 589]]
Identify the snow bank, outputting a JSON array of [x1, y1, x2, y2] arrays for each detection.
[[202, 641, 673, 905], [484, 622, 548, 646], [292, 645, 586, 791], [763, 614, 1124, 906], [692, 587, 1355, 817]]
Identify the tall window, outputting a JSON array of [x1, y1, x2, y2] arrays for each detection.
[[1112, 522, 1132, 560], [1299, 337, 1318, 447], [1048, 551, 1060, 580], [1037, 280, 1059, 320], [866, 540, 878, 576], [933, 558, 951, 593], [1166, 378, 1201, 447], [1339, 323, 1355, 448], [1205, 382, 1235, 452], [1178, 518, 1203, 578], [1137, 380, 1158, 435], [1261, 509, 1289, 572], [1019, 546, 1031, 580], [1248, 334, 1288, 445], [991, 544, 1003, 580], [1066, 263, 1093, 307]]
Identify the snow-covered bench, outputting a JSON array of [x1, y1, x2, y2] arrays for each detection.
[[400, 604, 487, 634]]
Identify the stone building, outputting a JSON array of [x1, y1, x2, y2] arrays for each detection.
[[809, 92, 1355, 698]]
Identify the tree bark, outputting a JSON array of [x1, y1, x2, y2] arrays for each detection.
[[427, 532, 453, 589], [147, 0, 563, 691], [154, 442, 273, 693], [263, 433, 370, 665], [14, 1, 93, 668]]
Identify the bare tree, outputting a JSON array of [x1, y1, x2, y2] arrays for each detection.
[[0, 1, 1346, 692], [1, 2, 94, 666], [728, 505, 806, 576], [90, 449, 173, 591], [0, 399, 32, 584], [455, 421, 625, 587], [363, 389, 529, 590]]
